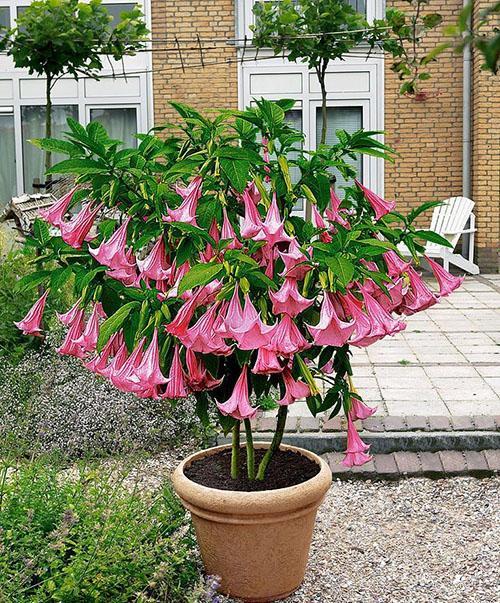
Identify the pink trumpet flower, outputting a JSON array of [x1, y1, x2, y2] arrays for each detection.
[[218, 285, 244, 336], [217, 364, 256, 420], [56, 298, 82, 326], [86, 332, 122, 375], [184, 303, 232, 356], [425, 256, 464, 297], [268, 314, 310, 357], [311, 205, 332, 243], [253, 194, 292, 247], [74, 303, 101, 355], [226, 295, 271, 350], [14, 290, 49, 336], [362, 289, 406, 339], [200, 220, 220, 262], [342, 416, 373, 467], [100, 340, 128, 379], [110, 338, 146, 392], [252, 347, 283, 374], [278, 368, 310, 406], [355, 179, 396, 221], [185, 348, 223, 391], [383, 250, 411, 278], [89, 217, 134, 270], [307, 293, 355, 347], [342, 292, 372, 345], [279, 238, 311, 281], [165, 290, 203, 338], [60, 202, 102, 249], [164, 175, 202, 225], [325, 188, 350, 229], [349, 396, 377, 420], [400, 266, 438, 315], [137, 236, 170, 281], [130, 330, 168, 395], [371, 278, 406, 313], [57, 309, 86, 358], [221, 208, 243, 250], [163, 345, 188, 399], [270, 277, 313, 317], [240, 187, 263, 238], [39, 187, 76, 227]]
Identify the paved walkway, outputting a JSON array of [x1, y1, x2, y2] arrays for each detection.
[[258, 274, 500, 426]]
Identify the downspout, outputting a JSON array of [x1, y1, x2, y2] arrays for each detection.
[[462, 0, 472, 256]]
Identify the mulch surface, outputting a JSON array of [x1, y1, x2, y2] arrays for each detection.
[[184, 448, 320, 492]]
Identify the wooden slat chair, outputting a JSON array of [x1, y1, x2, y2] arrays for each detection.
[[400, 196, 479, 274]]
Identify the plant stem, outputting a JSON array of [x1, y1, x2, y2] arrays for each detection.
[[244, 418, 255, 480], [44, 72, 53, 190], [231, 422, 240, 480], [256, 406, 288, 481]]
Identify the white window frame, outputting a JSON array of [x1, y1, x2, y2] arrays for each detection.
[[0, 0, 152, 199]]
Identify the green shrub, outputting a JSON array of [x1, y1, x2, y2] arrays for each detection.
[[0, 458, 200, 602]]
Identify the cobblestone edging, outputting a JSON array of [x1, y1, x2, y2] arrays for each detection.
[[325, 450, 500, 479]]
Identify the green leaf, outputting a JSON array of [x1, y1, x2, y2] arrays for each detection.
[[414, 230, 453, 248], [178, 263, 225, 295], [215, 146, 263, 164], [168, 222, 216, 246], [29, 138, 80, 156], [325, 256, 355, 286], [97, 301, 140, 351], [46, 158, 108, 175], [16, 270, 51, 292], [33, 218, 51, 246], [50, 265, 73, 291], [407, 200, 443, 223], [220, 158, 250, 193], [356, 239, 398, 251]]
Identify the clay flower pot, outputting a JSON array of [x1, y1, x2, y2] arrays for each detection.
[[172, 443, 332, 602]]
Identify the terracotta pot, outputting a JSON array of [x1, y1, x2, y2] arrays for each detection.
[[172, 443, 332, 602]]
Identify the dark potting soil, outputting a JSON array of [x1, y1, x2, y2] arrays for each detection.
[[184, 448, 320, 492]]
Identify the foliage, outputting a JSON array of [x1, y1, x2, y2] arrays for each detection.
[[251, 0, 444, 139], [17, 99, 455, 478], [0, 338, 206, 459], [0, 457, 200, 602]]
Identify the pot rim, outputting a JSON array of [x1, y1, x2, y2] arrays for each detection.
[[172, 442, 332, 517]]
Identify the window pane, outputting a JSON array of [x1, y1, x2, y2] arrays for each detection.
[[347, 0, 366, 15], [0, 112, 17, 206], [316, 106, 363, 192], [0, 6, 10, 29], [103, 3, 136, 27], [90, 107, 137, 148], [21, 105, 78, 193], [284, 109, 303, 213]]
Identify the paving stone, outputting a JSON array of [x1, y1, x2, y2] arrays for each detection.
[[361, 417, 385, 432], [258, 417, 275, 432], [373, 453, 398, 477], [450, 416, 476, 431], [464, 451, 489, 475], [322, 417, 342, 432], [438, 450, 466, 475], [383, 416, 408, 431], [325, 453, 350, 473], [393, 451, 421, 476], [299, 417, 320, 432], [285, 417, 298, 432], [483, 449, 500, 472], [494, 416, 500, 429], [419, 452, 444, 476], [472, 415, 497, 431], [427, 415, 452, 431], [349, 458, 376, 476], [405, 416, 429, 431]]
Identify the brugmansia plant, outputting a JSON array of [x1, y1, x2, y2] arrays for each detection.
[[15, 100, 462, 480]]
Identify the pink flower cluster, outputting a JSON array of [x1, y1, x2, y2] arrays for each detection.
[[17, 177, 464, 467]]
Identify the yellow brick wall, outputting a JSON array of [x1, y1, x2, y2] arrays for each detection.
[[471, 0, 500, 271], [151, 0, 238, 125]]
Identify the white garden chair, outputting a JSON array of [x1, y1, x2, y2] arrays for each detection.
[[399, 196, 479, 274]]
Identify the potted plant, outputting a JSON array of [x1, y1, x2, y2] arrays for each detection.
[[16, 101, 462, 602]]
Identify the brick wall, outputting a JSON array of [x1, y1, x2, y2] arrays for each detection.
[[151, 0, 238, 126], [471, 0, 500, 271]]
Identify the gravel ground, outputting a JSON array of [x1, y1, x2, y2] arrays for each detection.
[[221, 477, 500, 603]]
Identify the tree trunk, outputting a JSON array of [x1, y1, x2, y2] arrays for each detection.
[[319, 74, 328, 146], [44, 73, 52, 190]]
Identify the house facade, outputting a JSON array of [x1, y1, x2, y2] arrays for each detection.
[[0, 0, 498, 270]]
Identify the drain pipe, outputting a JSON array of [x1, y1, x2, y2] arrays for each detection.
[[462, 0, 473, 257]]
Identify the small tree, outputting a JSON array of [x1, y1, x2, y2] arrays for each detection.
[[0, 0, 148, 187], [252, 0, 443, 144]]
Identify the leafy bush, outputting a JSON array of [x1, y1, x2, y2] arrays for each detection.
[[0, 458, 200, 602], [0, 337, 207, 459]]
